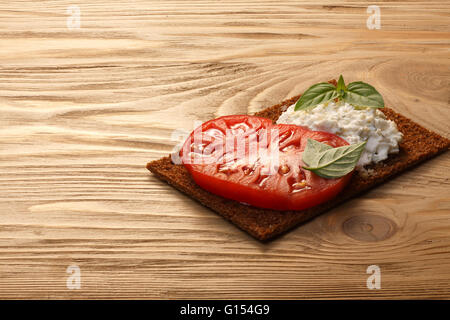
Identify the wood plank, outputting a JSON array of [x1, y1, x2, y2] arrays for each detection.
[[0, 0, 449, 299]]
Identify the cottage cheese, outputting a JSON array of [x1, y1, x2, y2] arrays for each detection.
[[276, 101, 403, 168]]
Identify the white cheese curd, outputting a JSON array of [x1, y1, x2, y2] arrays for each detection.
[[276, 101, 403, 168]]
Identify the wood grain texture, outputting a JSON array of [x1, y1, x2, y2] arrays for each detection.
[[0, 0, 449, 299]]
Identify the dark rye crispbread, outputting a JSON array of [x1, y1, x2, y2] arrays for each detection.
[[147, 95, 449, 241]]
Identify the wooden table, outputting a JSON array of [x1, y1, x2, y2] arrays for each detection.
[[1, 0, 449, 299]]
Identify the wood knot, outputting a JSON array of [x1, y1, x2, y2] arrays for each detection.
[[342, 214, 397, 242]]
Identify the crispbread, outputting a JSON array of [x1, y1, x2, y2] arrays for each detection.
[[147, 95, 449, 241]]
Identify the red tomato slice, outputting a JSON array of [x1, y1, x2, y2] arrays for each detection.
[[180, 115, 352, 211]]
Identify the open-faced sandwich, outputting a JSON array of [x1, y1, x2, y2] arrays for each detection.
[[147, 76, 449, 241]]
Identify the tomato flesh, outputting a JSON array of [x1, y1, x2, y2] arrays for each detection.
[[180, 115, 352, 211]]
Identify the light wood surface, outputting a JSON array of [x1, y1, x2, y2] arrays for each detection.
[[0, 0, 449, 299]]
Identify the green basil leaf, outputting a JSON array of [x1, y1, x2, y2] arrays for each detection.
[[294, 83, 339, 111], [301, 138, 332, 167], [302, 139, 366, 179], [343, 81, 384, 108], [336, 75, 346, 96]]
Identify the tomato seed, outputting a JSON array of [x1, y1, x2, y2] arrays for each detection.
[[279, 164, 290, 174]]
